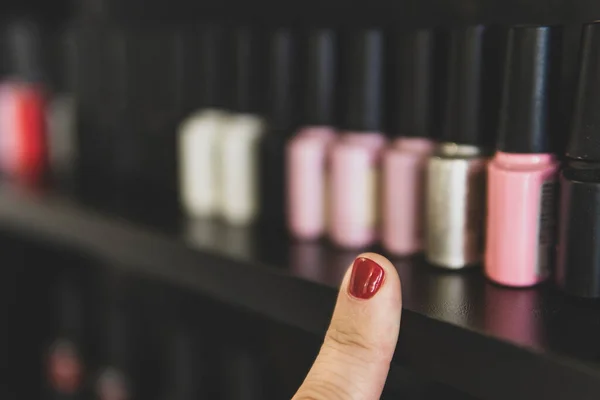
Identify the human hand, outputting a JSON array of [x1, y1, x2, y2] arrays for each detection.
[[293, 253, 402, 400]]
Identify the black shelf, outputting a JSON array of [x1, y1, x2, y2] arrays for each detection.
[[1, 186, 600, 400], [78, 0, 600, 27]]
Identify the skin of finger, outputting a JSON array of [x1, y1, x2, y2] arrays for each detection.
[[293, 253, 402, 400]]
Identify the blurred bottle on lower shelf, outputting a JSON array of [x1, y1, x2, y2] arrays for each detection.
[[161, 291, 217, 400], [91, 270, 134, 400], [45, 268, 88, 400], [222, 346, 267, 400]]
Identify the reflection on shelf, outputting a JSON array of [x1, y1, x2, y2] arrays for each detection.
[[484, 284, 544, 349]]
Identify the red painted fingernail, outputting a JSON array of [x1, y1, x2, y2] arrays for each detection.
[[349, 257, 385, 299]]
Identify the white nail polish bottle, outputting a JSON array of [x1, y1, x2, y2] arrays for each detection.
[[179, 25, 229, 218], [220, 27, 266, 225]]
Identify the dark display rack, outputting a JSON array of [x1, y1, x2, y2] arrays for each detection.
[[77, 0, 600, 27], [0, 186, 599, 400], [3, 0, 600, 399]]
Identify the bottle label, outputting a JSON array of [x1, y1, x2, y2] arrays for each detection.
[[537, 179, 556, 278]]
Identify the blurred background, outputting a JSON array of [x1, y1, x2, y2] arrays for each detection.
[[2, 0, 600, 399]]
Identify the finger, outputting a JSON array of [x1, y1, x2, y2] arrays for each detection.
[[293, 253, 402, 400]]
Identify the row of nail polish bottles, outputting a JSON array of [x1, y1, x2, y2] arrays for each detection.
[[289, 28, 437, 251], [287, 24, 574, 297], [423, 23, 600, 298], [179, 26, 440, 238], [485, 21, 600, 298], [288, 26, 503, 261]]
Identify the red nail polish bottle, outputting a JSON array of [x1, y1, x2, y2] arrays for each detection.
[[0, 20, 48, 186]]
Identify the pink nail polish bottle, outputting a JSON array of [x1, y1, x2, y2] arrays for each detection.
[[329, 29, 387, 249], [287, 29, 338, 240], [382, 30, 436, 256], [485, 26, 561, 287]]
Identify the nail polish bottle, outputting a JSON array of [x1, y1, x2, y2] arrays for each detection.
[[162, 302, 210, 400], [382, 30, 436, 256], [425, 26, 504, 269], [486, 26, 561, 287], [92, 271, 133, 400], [47, 27, 78, 187], [178, 25, 230, 218], [258, 28, 301, 229], [329, 29, 387, 249], [220, 27, 267, 226], [0, 20, 48, 185], [287, 28, 338, 240], [46, 271, 86, 399], [557, 22, 600, 298]]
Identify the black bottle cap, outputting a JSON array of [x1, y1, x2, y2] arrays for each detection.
[[231, 27, 265, 115], [343, 29, 385, 132], [199, 24, 230, 110], [305, 28, 337, 127], [267, 28, 299, 131], [4, 19, 45, 83], [567, 22, 600, 161], [395, 30, 435, 138], [442, 26, 504, 147], [497, 25, 561, 154]]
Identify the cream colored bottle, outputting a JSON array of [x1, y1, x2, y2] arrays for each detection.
[[179, 109, 228, 218], [220, 114, 265, 225], [219, 27, 266, 225], [178, 24, 229, 218]]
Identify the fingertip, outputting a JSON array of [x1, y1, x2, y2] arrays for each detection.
[[340, 252, 402, 304], [357, 253, 401, 287], [293, 252, 403, 400], [356, 252, 402, 296]]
